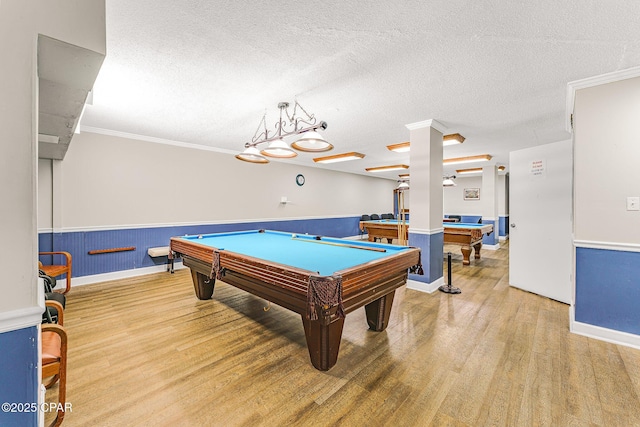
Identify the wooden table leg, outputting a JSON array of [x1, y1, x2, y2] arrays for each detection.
[[473, 242, 482, 259], [364, 290, 396, 331], [191, 270, 215, 300], [460, 246, 472, 265], [302, 309, 345, 371]]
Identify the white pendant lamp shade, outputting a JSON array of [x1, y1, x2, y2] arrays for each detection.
[[442, 176, 456, 187], [235, 146, 269, 164], [260, 139, 297, 158], [291, 130, 333, 152]]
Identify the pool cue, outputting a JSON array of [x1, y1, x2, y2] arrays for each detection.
[[439, 252, 461, 294], [291, 236, 387, 253]]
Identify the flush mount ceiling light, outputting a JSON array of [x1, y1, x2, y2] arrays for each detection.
[[386, 141, 410, 153], [365, 164, 410, 173], [443, 154, 492, 165], [456, 167, 483, 175], [238, 101, 331, 163], [456, 165, 506, 174], [313, 152, 365, 164], [443, 133, 465, 146], [386, 134, 464, 153]]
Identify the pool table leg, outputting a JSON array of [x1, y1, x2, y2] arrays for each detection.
[[460, 246, 472, 265], [302, 309, 345, 371], [365, 290, 395, 331], [473, 242, 482, 259], [191, 271, 215, 300]]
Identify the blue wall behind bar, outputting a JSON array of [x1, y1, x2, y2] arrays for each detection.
[[39, 216, 361, 278], [575, 247, 640, 335]]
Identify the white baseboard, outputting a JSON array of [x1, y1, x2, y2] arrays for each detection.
[[499, 235, 509, 242], [71, 262, 185, 287], [569, 306, 640, 350], [483, 243, 500, 251], [406, 277, 444, 294]]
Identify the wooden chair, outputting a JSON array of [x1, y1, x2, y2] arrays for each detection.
[[42, 300, 67, 427], [39, 251, 72, 294]]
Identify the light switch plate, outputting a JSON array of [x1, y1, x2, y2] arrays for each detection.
[[627, 196, 640, 211]]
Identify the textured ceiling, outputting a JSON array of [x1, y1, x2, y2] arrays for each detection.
[[80, 0, 640, 179]]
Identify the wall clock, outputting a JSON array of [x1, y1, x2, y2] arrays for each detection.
[[296, 174, 305, 186]]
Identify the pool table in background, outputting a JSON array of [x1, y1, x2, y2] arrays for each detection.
[[170, 230, 421, 371], [359, 220, 494, 265], [443, 222, 494, 265]]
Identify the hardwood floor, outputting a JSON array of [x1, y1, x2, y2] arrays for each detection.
[[45, 241, 640, 426]]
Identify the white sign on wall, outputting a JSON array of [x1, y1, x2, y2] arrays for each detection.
[[530, 159, 546, 178]]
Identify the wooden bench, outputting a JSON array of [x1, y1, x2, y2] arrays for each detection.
[[147, 246, 176, 273]]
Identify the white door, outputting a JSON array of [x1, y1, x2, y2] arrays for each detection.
[[509, 140, 572, 304]]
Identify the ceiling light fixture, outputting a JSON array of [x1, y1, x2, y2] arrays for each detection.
[[456, 165, 506, 174], [396, 174, 410, 190], [260, 138, 297, 158], [386, 141, 410, 153], [386, 134, 464, 153], [236, 101, 331, 164], [443, 175, 457, 187], [443, 133, 465, 146], [456, 167, 483, 175], [365, 164, 410, 173], [313, 152, 365, 164], [443, 154, 492, 165], [397, 180, 410, 190], [235, 146, 270, 164]]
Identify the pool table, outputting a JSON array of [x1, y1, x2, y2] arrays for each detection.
[[359, 220, 494, 265], [170, 230, 421, 371]]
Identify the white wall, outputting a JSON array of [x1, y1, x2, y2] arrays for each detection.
[[38, 159, 53, 230], [443, 175, 482, 214], [574, 76, 640, 244], [43, 131, 397, 230], [442, 174, 508, 217], [0, 0, 105, 315], [498, 174, 508, 216]]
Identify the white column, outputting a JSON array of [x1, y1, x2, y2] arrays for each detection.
[[405, 119, 447, 293], [481, 165, 499, 247]]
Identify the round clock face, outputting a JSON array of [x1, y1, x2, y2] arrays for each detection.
[[296, 174, 305, 186]]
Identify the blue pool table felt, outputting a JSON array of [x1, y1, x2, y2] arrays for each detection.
[[178, 230, 412, 276]]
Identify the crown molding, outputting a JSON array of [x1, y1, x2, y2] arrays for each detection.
[[566, 66, 640, 133], [405, 119, 447, 133]]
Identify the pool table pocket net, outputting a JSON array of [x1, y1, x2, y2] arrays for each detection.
[[307, 274, 345, 321]]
